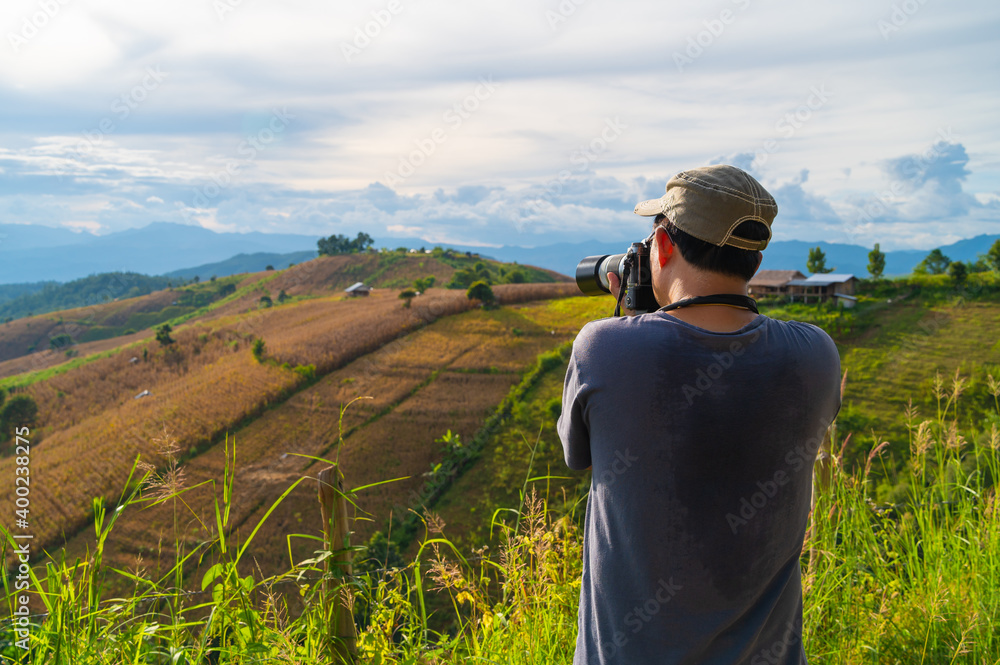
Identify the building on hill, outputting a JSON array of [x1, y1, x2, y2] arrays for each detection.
[[345, 282, 372, 297], [748, 270, 806, 298], [749, 271, 858, 306], [785, 274, 858, 305]]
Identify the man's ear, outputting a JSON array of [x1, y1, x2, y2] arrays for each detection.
[[655, 227, 674, 268]]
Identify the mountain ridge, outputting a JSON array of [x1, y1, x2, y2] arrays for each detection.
[[2, 221, 998, 284]]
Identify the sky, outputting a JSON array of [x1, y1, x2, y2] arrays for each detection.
[[0, 0, 997, 252]]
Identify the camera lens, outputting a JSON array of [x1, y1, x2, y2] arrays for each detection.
[[575, 253, 625, 296]]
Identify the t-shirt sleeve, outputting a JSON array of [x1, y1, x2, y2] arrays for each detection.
[[557, 339, 593, 470]]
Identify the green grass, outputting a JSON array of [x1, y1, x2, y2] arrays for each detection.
[[5, 294, 1000, 663], [3, 376, 999, 663]]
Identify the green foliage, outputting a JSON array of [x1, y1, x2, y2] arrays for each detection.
[[807, 246, 834, 274], [0, 272, 172, 322], [265, 264, 274, 271], [988, 239, 1000, 272], [446, 267, 478, 289], [0, 393, 38, 441], [867, 243, 886, 279], [948, 260, 968, 285], [317, 231, 375, 256], [399, 289, 417, 308], [155, 323, 174, 346], [251, 338, 266, 362], [49, 333, 75, 350], [466, 281, 496, 307], [967, 255, 991, 273], [413, 275, 436, 292], [277, 289, 288, 304], [259, 294, 273, 308], [914, 248, 951, 275], [293, 364, 316, 381]]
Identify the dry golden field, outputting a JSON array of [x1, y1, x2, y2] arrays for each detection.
[[0, 289, 179, 365], [51, 298, 583, 592], [2, 284, 583, 578]]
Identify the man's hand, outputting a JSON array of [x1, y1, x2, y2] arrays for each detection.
[[608, 271, 621, 301], [608, 272, 637, 315]]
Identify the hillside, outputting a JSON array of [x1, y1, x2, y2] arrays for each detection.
[[0, 279, 578, 571], [0, 251, 569, 379], [4, 277, 1000, 661]]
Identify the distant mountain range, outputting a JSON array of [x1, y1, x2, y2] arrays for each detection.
[[460, 236, 998, 279], [1, 221, 997, 285]]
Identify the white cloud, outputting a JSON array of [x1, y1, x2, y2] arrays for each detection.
[[0, 0, 995, 253]]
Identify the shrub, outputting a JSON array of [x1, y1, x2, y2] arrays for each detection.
[[49, 333, 74, 350], [155, 323, 174, 346], [414, 276, 436, 292], [0, 394, 38, 441], [399, 290, 417, 308], [251, 338, 266, 363], [466, 281, 495, 307]]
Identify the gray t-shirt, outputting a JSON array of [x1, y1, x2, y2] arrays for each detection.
[[557, 312, 841, 665]]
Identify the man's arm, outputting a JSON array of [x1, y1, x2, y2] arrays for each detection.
[[556, 340, 593, 471]]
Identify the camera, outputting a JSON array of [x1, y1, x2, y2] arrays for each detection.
[[575, 238, 659, 314]]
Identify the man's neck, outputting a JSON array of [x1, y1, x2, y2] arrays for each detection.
[[657, 272, 757, 333]]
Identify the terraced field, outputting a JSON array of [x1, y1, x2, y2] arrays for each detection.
[[0, 282, 576, 573], [57, 296, 589, 589]]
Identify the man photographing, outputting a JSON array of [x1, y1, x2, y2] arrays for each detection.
[[557, 164, 842, 664]]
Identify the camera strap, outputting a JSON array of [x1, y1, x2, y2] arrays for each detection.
[[612, 260, 633, 317], [659, 294, 759, 314]]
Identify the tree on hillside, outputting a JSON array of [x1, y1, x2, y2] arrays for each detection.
[[414, 276, 436, 293], [155, 323, 175, 346], [503, 268, 528, 284], [467, 281, 496, 308], [914, 248, 951, 275], [447, 267, 480, 289], [252, 338, 266, 363], [948, 261, 968, 286], [867, 244, 886, 279], [0, 394, 38, 442], [317, 232, 375, 256], [807, 247, 834, 274], [987, 239, 1000, 272], [399, 290, 416, 308], [49, 333, 75, 350]]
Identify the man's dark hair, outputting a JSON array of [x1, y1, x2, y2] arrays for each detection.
[[654, 214, 767, 281]]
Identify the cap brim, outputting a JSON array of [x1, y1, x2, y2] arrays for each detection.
[[633, 198, 665, 216]]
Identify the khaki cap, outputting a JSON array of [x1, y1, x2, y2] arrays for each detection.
[[633, 165, 777, 251]]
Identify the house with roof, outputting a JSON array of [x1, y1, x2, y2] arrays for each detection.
[[785, 274, 858, 306], [345, 282, 372, 297], [748, 270, 859, 307], [748, 270, 806, 298]]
